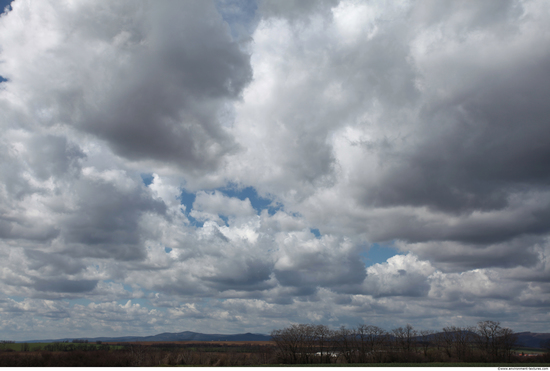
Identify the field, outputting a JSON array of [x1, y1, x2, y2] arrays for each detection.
[[0, 340, 277, 366], [0, 340, 549, 367], [0, 342, 126, 351]]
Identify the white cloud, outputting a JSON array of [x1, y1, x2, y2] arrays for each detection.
[[193, 190, 256, 218]]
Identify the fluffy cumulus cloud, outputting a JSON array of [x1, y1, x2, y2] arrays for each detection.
[[1, 0, 550, 340]]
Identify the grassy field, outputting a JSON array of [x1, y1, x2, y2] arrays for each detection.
[[1, 343, 48, 351]]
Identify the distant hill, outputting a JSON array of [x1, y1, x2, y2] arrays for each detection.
[[515, 332, 550, 348], [21, 330, 550, 349], [22, 331, 272, 343]]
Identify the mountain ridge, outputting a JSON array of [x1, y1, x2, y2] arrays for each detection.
[[20, 330, 550, 348], [20, 331, 272, 343]]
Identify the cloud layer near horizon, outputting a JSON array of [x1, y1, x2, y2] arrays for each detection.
[[1, 0, 550, 340]]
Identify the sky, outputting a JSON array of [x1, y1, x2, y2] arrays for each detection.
[[1, 0, 550, 341]]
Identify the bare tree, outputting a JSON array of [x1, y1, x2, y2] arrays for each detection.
[[364, 325, 388, 362], [297, 324, 316, 364], [392, 324, 416, 353], [313, 324, 334, 364], [355, 324, 369, 362], [404, 324, 417, 354], [444, 326, 474, 361], [440, 327, 455, 358], [419, 330, 434, 357], [334, 326, 355, 363], [271, 325, 302, 364], [391, 326, 406, 353], [497, 327, 518, 362], [271, 324, 326, 364], [475, 320, 517, 362]]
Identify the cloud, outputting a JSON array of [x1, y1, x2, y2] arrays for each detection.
[[33, 279, 98, 294], [273, 233, 365, 291], [1, 0, 550, 339], [362, 254, 436, 298], [192, 190, 256, 218], [258, 0, 339, 21], [0, 0, 252, 172]]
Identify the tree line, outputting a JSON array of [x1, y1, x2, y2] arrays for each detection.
[[270, 321, 521, 364]]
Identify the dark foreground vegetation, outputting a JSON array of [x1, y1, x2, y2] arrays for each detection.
[[0, 340, 275, 367], [0, 321, 549, 366], [270, 321, 550, 365]]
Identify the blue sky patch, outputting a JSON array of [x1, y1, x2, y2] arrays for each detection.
[[178, 188, 204, 227], [140, 173, 154, 186], [0, 0, 8, 85], [310, 228, 321, 238], [219, 214, 229, 226], [186, 213, 204, 228], [361, 243, 403, 267], [178, 188, 196, 214], [0, 0, 12, 15]]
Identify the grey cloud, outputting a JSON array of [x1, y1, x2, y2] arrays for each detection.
[[411, 0, 523, 33], [61, 174, 167, 261], [26, 135, 85, 180], [33, 278, 98, 293], [353, 1, 550, 220], [0, 298, 70, 321], [0, 1, 252, 172], [0, 139, 40, 201], [0, 216, 60, 242], [274, 237, 366, 291], [401, 237, 542, 272], [258, 0, 339, 21], [25, 250, 87, 276], [513, 292, 550, 308], [428, 269, 526, 309], [203, 258, 274, 291]]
